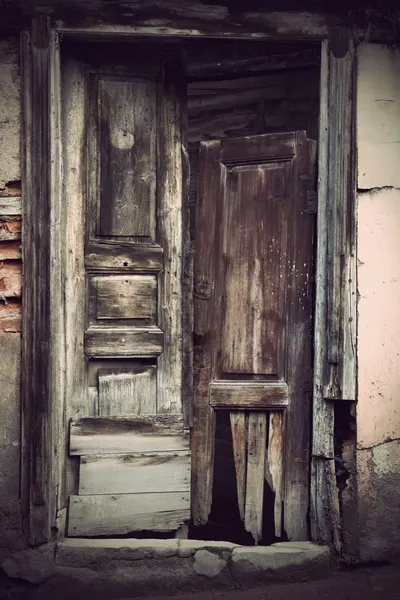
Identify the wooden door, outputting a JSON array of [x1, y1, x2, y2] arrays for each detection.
[[192, 132, 316, 543], [62, 46, 190, 537]]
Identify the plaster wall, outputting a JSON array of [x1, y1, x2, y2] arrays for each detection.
[[0, 37, 25, 561], [356, 43, 400, 561]]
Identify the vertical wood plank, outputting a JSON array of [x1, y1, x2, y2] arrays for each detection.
[[21, 17, 63, 544], [156, 50, 183, 415], [266, 411, 284, 538], [191, 139, 221, 526], [244, 412, 267, 544], [324, 27, 356, 401], [230, 411, 248, 522], [98, 368, 157, 416], [282, 131, 316, 541], [311, 39, 337, 546]]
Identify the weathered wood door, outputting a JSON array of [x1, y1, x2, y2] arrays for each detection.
[[62, 46, 190, 537], [192, 132, 316, 542]]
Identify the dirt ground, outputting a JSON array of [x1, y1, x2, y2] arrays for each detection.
[[131, 564, 400, 600]]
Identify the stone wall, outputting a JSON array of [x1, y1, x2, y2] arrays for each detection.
[[356, 43, 400, 561], [0, 36, 25, 561]]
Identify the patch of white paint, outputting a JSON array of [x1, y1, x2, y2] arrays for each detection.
[[357, 43, 400, 190], [357, 188, 400, 449]]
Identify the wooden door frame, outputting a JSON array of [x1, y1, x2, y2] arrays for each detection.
[[21, 15, 356, 546]]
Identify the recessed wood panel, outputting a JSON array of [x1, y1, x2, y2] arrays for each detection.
[[98, 79, 156, 239], [98, 367, 157, 415], [220, 161, 289, 377], [78, 452, 190, 495], [84, 327, 163, 357], [95, 275, 156, 321]]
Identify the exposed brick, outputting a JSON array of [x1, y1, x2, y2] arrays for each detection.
[[0, 261, 21, 299], [0, 241, 21, 260], [0, 315, 21, 332], [0, 219, 21, 241]]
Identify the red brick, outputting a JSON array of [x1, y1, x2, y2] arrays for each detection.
[[0, 241, 21, 260], [0, 261, 22, 298]]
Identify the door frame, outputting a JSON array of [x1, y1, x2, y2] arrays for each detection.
[[21, 15, 356, 547]]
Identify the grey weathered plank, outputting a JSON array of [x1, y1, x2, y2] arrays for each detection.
[[230, 412, 247, 522], [266, 411, 284, 538], [68, 492, 190, 536], [324, 27, 356, 402], [95, 275, 157, 321], [98, 367, 157, 415], [210, 382, 288, 409], [21, 17, 63, 545], [78, 452, 191, 495], [244, 412, 267, 544], [84, 327, 163, 357], [70, 415, 189, 455], [156, 51, 183, 414], [85, 242, 163, 271], [98, 79, 156, 239]]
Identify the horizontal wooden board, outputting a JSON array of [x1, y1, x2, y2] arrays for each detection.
[[85, 242, 163, 271], [221, 132, 296, 163], [68, 492, 190, 536], [210, 381, 288, 408], [84, 327, 163, 357], [95, 275, 157, 321], [79, 452, 191, 495], [70, 415, 189, 455]]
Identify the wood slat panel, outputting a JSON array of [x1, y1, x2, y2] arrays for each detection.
[[79, 452, 190, 494], [68, 492, 190, 536], [210, 382, 288, 408], [96, 275, 157, 321], [266, 411, 284, 538], [84, 327, 163, 357], [98, 367, 157, 415], [85, 242, 163, 271], [244, 412, 267, 544], [70, 415, 189, 455], [98, 79, 156, 239], [230, 412, 247, 522]]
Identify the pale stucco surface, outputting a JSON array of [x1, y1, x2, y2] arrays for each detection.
[[356, 43, 400, 560], [0, 37, 20, 190]]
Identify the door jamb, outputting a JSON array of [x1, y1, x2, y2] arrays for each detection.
[[21, 16, 356, 546]]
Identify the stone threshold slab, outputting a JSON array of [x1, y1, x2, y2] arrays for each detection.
[[2, 539, 332, 599]]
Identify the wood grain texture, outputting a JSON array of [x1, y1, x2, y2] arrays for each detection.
[[85, 242, 163, 271], [244, 412, 267, 544], [210, 382, 288, 409], [156, 51, 184, 414], [21, 18, 63, 544], [70, 415, 189, 455], [230, 412, 247, 521], [324, 29, 356, 402], [95, 275, 157, 321], [191, 140, 221, 526], [84, 327, 163, 357], [98, 79, 156, 239], [68, 492, 190, 536], [266, 411, 284, 538], [98, 367, 157, 415], [219, 159, 290, 377], [78, 452, 190, 494]]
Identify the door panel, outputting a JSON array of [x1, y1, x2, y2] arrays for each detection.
[[63, 49, 189, 536], [192, 131, 316, 543]]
